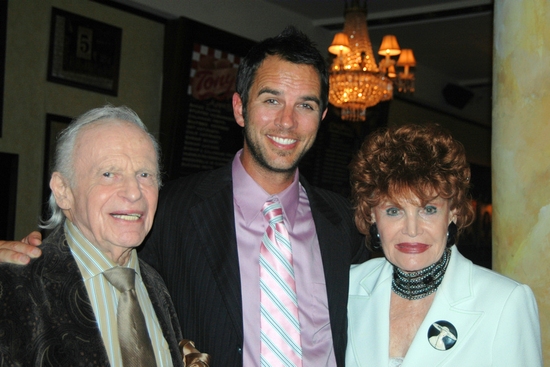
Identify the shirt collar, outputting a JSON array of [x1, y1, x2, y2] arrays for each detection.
[[64, 219, 140, 281], [232, 149, 300, 229]]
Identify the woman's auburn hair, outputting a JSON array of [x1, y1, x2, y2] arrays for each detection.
[[349, 123, 475, 240]]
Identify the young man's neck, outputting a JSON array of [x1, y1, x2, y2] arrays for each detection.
[[239, 150, 296, 195]]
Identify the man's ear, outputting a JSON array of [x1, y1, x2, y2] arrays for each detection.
[[233, 92, 245, 127], [321, 107, 328, 121], [50, 172, 74, 210]]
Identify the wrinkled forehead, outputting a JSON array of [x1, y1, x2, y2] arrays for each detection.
[[81, 119, 154, 149], [78, 118, 145, 139], [74, 120, 158, 168]]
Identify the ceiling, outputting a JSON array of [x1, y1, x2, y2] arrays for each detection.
[[263, 0, 494, 123]]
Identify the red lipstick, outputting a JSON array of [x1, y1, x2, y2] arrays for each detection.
[[395, 242, 430, 254]]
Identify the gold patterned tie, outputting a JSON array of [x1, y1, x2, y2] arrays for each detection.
[[104, 267, 158, 367]]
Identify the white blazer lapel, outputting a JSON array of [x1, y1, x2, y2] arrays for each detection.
[[347, 260, 393, 367], [402, 247, 483, 366]]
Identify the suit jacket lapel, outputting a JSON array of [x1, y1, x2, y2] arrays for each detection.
[[301, 178, 351, 362], [348, 260, 393, 367], [403, 247, 483, 366], [40, 227, 111, 365], [307, 186, 349, 309], [190, 165, 244, 342], [140, 260, 185, 367]]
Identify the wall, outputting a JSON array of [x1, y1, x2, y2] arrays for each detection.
[[493, 0, 550, 362], [0, 0, 164, 239]]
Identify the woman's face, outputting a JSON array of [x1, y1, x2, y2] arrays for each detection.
[[372, 195, 456, 272]]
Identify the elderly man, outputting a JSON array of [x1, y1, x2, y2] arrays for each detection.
[[0, 106, 202, 366]]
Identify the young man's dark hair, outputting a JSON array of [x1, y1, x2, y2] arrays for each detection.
[[235, 25, 329, 118]]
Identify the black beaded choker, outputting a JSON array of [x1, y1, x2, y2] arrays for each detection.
[[391, 248, 451, 300]]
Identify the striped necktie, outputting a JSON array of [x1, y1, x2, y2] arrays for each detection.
[[259, 200, 303, 367]]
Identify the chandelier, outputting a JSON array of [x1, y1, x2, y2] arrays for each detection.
[[328, 1, 416, 121]]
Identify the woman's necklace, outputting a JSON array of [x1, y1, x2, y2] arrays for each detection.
[[391, 248, 451, 300]]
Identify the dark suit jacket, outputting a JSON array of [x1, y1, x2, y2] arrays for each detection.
[[0, 225, 184, 367], [140, 163, 367, 366]]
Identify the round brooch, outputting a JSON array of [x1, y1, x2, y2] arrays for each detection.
[[427, 320, 458, 350]]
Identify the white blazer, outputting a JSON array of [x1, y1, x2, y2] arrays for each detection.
[[346, 246, 542, 367]]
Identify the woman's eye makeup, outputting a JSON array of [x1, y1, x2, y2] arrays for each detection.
[[386, 207, 401, 216], [424, 205, 438, 214]]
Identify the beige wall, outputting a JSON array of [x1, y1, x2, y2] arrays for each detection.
[[493, 0, 550, 363], [1, 0, 164, 239]]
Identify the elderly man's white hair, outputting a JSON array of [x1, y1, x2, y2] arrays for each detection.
[[40, 105, 162, 229]]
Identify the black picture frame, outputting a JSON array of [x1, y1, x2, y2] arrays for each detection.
[[0, 152, 18, 239], [0, 1, 7, 137], [41, 114, 72, 229], [47, 7, 122, 96]]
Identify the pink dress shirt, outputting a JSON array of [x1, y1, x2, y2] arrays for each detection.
[[232, 150, 336, 367]]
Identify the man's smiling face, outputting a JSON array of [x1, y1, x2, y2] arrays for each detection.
[[57, 120, 159, 263], [234, 55, 326, 175]]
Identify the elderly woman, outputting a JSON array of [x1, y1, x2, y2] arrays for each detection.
[[346, 124, 542, 366]]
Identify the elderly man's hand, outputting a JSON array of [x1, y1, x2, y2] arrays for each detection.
[[0, 231, 42, 265]]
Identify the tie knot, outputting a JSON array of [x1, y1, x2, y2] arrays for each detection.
[[103, 267, 136, 292], [263, 200, 283, 222]]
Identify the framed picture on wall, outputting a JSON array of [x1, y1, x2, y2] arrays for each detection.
[[47, 7, 122, 96], [0, 1, 7, 137], [42, 114, 72, 229]]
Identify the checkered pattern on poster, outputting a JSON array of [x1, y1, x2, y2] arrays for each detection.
[[188, 43, 242, 96]]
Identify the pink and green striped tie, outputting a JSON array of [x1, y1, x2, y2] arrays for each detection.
[[259, 200, 303, 367]]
